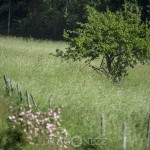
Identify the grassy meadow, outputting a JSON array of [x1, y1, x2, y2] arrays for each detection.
[[0, 36, 150, 150]]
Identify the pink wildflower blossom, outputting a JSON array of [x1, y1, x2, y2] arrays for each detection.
[[46, 123, 53, 129], [20, 112, 25, 116]]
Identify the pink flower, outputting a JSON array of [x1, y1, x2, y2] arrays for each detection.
[[53, 113, 60, 120], [46, 124, 54, 134], [12, 116, 16, 119], [46, 123, 53, 130], [36, 111, 41, 115], [20, 111, 25, 116], [35, 119, 40, 125], [35, 128, 39, 132], [32, 115, 37, 119], [44, 118, 49, 122], [47, 109, 53, 116], [8, 105, 68, 149]]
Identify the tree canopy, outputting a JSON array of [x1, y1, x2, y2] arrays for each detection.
[[56, 4, 150, 82], [0, 0, 150, 39]]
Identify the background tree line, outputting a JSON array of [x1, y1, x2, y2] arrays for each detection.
[[0, 0, 150, 40]]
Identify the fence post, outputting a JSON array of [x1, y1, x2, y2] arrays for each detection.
[[26, 91, 31, 108], [31, 94, 37, 107], [48, 95, 53, 109], [122, 121, 127, 150], [8, 80, 13, 96], [10, 80, 15, 93], [16, 84, 20, 96], [147, 115, 150, 149], [19, 91, 23, 102], [4, 75, 12, 96], [48, 99, 51, 109], [100, 113, 105, 137], [17, 84, 23, 102], [4, 75, 9, 95]]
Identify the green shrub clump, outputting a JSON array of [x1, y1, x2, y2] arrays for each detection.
[[7, 106, 68, 149]]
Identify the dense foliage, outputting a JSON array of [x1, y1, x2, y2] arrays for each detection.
[[0, 0, 150, 39], [56, 4, 150, 82]]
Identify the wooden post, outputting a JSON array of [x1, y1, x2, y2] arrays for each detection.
[[4, 75, 9, 95], [147, 115, 150, 149], [4, 75, 8, 86], [8, 80, 12, 96], [122, 122, 126, 150], [16, 84, 20, 96], [10, 81, 14, 94], [26, 91, 31, 108], [31, 94, 37, 107], [48, 99, 51, 109], [16, 84, 23, 102], [3, 75, 12, 96], [100, 113, 105, 136], [48, 95, 53, 109], [19, 91, 23, 102]]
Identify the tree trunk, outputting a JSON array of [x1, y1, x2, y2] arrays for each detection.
[[106, 54, 113, 75], [8, 0, 11, 35]]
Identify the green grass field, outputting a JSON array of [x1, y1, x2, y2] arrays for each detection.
[[0, 36, 150, 150]]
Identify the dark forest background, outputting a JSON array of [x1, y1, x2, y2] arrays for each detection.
[[0, 0, 150, 40]]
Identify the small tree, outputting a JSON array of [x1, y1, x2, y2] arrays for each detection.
[[56, 4, 150, 82]]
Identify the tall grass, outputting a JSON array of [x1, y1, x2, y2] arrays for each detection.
[[0, 36, 150, 149]]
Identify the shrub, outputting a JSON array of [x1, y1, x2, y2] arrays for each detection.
[[8, 106, 68, 149]]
